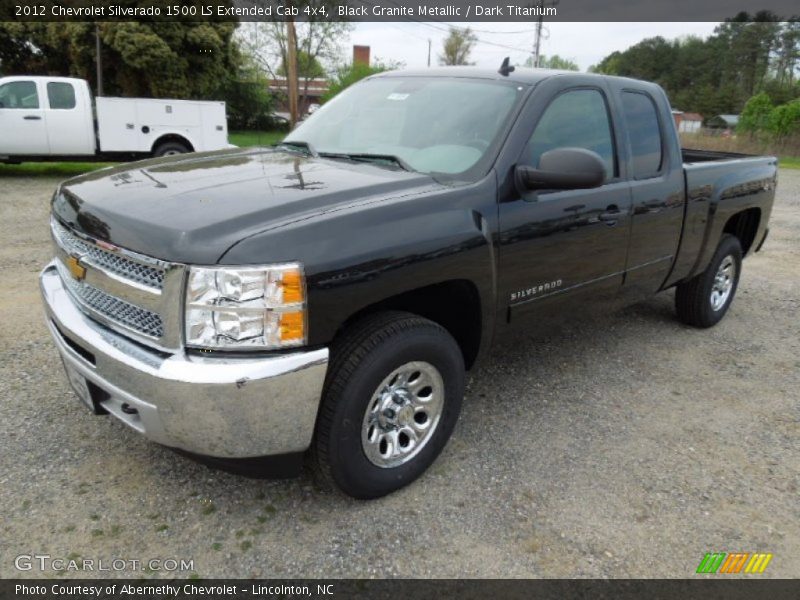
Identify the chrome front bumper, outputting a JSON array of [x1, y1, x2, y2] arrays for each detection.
[[40, 261, 329, 459]]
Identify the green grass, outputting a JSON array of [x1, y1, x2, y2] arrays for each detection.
[[778, 155, 800, 169], [0, 130, 285, 178], [228, 130, 285, 148], [0, 162, 115, 177]]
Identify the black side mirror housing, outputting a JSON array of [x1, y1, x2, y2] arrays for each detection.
[[516, 147, 607, 192]]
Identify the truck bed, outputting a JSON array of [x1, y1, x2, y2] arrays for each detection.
[[668, 149, 776, 289], [682, 147, 757, 163]]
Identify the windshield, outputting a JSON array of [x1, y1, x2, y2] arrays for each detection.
[[285, 76, 524, 177]]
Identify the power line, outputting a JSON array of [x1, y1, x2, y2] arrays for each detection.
[[352, 0, 534, 55], [462, 27, 534, 35], [414, 20, 532, 54], [383, 22, 431, 43]]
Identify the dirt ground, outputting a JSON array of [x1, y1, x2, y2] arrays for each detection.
[[0, 171, 798, 578]]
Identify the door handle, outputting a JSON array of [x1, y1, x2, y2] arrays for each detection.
[[23, 115, 41, 120], [598, 204, 623, 225]]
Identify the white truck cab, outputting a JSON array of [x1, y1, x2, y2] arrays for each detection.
[[0, 76, 229, 160]]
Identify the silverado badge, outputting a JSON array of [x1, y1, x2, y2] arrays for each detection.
[[66, 255, 86, 281], [510, 279, 563, 302]]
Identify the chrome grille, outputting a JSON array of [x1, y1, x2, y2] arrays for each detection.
[[58, 261, 164, 338], [50, 216, 183, 350], [52, 218, 165, 290]]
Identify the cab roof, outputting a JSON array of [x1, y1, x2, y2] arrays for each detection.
[[373, 66, 650, 89]]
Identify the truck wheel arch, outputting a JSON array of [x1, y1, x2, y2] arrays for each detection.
[[332, 280, 483, 371], [687, 203, 765, 282], [723, 208, 761, 257], [151, 134, 194, 157]]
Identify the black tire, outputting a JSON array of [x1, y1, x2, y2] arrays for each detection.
[[153, 141, 190, 157], [675, 234, 743, 328], [312, 311, 465, 499]]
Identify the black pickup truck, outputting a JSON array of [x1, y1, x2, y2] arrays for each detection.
[[41, 66, 776, 498]]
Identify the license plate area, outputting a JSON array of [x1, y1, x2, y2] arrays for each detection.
[[62, 360, 108, 415]]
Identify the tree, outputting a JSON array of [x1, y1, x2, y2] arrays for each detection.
[[525, 54, 578, 71], [0, 23, 41, 75], [238, 11, 353, 118], [439, 27, 477, 66], [738, 92, 774, 134], [322, 58, 403, 103], [222, 54, 275, 131], [767, 99, 800, 139], [239, 7, 351, 81], [773, 19, 800, 87], [589, 15, 800, 115], [589, 51, 621, 74], [714, 12, 781, 105], [0, 21, 240, 100], [278, 50, 325, 80]]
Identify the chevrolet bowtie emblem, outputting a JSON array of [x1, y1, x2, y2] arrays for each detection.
[[66, 255, 86, 281]]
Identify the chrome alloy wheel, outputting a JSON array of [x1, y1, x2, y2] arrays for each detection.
[[710, 255, 736, 311], [361, 361, 445, 468]]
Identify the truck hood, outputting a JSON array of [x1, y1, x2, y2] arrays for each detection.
[[53, 147, 442, 264]]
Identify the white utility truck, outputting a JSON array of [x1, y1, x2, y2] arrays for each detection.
[[0, 76, 229, 162]]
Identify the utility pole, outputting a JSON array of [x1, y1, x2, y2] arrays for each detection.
[[532, 18, 543, 67], [427, 39, 431, 67], [285, 16, 299, 127], [95, 23, 103, 96], [532, 0, 558, 68], [532, 1, 544, 68]]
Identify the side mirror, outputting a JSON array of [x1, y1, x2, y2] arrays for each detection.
[[516, 147, 606, 191]]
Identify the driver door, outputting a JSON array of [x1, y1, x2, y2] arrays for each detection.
[[497, 86, 632, 331]]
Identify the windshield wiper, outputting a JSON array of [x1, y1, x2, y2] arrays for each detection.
[[277, 140, 319, 158], [319, 152, 413, 172]]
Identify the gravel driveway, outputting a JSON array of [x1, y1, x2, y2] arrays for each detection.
[[1, 170, 798, 579]]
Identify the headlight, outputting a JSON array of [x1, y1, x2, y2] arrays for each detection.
[[185, 264, 306, 350]]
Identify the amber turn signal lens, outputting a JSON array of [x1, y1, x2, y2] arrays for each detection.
[[281, 270, 304, 304], [280, 311, 305, 342]]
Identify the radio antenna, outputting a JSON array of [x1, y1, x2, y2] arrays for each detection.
[[498, 57, 515, 76]]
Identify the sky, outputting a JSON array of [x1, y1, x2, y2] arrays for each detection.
[[349, 22, 720, 71]]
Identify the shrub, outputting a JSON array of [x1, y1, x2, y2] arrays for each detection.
[[738, 92, 773, 134], [767, 100, 800, 140], [222, 77, 275, 131]]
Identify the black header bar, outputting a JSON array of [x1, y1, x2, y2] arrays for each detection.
[[3, 579, 800, 600], [2, 0, 800, 22]]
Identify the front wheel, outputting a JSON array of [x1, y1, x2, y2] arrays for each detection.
[[312, 311, 465, 499], [675, 234, 743, 328]]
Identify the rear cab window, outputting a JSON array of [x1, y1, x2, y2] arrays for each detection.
[[47, 82, 76, 110], [621, 91, 663, 179]]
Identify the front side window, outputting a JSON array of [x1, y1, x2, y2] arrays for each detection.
[[0, 81, 39, 109], [621, 91, 663, 179], [524, 89, 616, 180], [47, 82, 76, 110], [286, 77, 523, 177]]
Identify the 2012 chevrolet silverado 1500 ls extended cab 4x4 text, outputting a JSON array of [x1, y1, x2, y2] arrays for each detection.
[[40, 66, 776, 498]]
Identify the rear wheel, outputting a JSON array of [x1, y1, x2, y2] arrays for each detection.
[[312, 311, 465, 499], [153, 141, 190, 157], [675, 234, 742, 328]]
